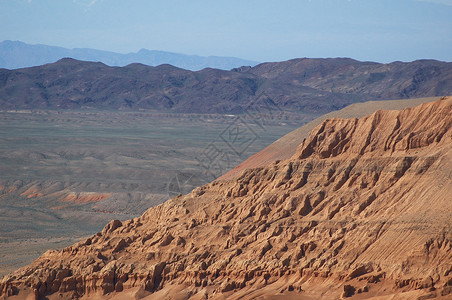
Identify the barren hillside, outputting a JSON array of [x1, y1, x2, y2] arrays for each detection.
[[1, 97, 452, 299]]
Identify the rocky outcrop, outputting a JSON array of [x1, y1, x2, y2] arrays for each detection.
[[296, 99, 452, 159], [1, 97, 452, 299], [219, 96, 441, 181]]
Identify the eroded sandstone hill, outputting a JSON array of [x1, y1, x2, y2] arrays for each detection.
[[1, 98, 452, 299]]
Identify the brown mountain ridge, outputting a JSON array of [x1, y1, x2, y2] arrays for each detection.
[[0, 58, 451, 116], [1, 97, 452, 299]]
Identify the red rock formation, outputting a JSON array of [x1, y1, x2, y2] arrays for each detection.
[[220, 96, 441, 181], [1, 97, 452, 299], [61, 192, 112, 204]]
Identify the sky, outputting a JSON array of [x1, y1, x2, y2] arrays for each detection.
[[0, 0, 451, 63]]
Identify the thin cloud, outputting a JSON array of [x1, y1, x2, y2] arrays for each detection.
[[72, 0, 103, 8], [24, 0, 102, 6], [415, 0, 452, 5]]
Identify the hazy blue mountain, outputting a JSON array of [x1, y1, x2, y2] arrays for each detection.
[[0, 40, 259, 71]]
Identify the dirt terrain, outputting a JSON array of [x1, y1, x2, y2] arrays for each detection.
[[1, 97, 451, 299]]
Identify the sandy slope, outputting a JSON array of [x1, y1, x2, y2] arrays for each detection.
[[220, 96, 441, 180]]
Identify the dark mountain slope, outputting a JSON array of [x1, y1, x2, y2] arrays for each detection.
[[249, 58, 452, 99], [0, 58, 451, 115]]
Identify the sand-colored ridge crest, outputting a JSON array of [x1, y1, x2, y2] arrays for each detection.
[[296, 97, 452, 160]]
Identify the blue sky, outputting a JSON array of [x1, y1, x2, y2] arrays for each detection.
[[1, 0, 451, 63]]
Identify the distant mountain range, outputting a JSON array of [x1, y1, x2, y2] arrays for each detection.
[[0, 57, 451, 115], [0, 40, 259, 71]]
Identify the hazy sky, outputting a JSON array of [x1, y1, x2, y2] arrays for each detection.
[[1, 0, 451, 63]]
